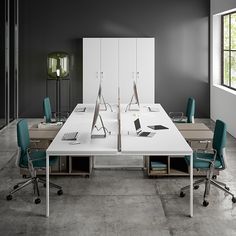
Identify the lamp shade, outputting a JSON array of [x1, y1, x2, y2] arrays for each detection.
[[47, 52, 69, 79]]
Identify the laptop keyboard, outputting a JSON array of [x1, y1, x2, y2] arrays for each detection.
[[139, 132, 150, 137]]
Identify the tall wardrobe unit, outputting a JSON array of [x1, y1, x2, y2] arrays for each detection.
[[83, 38, 155, 104]]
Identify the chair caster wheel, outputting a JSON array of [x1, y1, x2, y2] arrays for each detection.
[[194, 185, 199, 190], [203, 200, 209, 207], [180, 192, 185, 198], [212, 175, 217, 180], [232, 197, 236, 203], [6, 195, 12, 201], [35, 198, 41, 204], [57, 189, 63, 196], [14, 185, 19, 190], [225, 186, 230, 191]]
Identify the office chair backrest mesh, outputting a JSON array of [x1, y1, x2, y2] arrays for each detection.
[[212, 119, 227, 168], [186, 97, 195, 123], [17, 119, 30, 166], [43, 97, 52, 123]]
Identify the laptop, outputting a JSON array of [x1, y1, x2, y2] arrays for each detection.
[[134, 118, 155, 137]]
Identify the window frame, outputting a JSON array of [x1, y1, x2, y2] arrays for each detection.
[[221, 11, 236, 90]]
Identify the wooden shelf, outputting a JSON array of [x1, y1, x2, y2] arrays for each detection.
[[169, 168, 188, 175], [145, 155, 219, 177]]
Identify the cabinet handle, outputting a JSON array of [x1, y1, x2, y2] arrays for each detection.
[[100, 72, 104, 80], [132, 72, 135, 80]]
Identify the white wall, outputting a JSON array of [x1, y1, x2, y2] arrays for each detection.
[[210, 0, 236, 137]]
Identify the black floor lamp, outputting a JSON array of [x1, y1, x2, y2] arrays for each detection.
[[47, 52, 70, 121]]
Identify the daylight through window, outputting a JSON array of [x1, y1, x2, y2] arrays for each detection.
[[222, 12, 236, 89]]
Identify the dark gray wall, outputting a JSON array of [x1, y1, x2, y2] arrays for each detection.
[[19, 0, 210, 118]]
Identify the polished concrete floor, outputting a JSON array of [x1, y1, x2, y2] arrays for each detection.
[[0, 119, 236, 235]]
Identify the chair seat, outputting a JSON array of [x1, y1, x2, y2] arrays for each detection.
[[20, 150, 58, 168], [185, 152, 222, 169]]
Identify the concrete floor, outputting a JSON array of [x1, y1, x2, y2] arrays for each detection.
[[0, 119, 236, 235]]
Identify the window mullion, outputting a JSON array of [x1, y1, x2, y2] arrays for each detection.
[[229, 14, 232, 87]]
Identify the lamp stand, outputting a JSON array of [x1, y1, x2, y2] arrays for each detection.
[[56, 76, 61, 121]]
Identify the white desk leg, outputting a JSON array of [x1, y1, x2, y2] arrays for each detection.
[[190, 153, 193, 217], [46, 153, 49, 217]]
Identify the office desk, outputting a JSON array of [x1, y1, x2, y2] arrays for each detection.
[[46, 104, 193, 217], [180, 130, 213, 141], [175, 123, 209, 131]]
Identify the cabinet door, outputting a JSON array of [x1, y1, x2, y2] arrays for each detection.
[[100, 38, 118, 104], [137, 38, 155, 103], [83, 38, 100, 103], [119, 38, 136, 103]]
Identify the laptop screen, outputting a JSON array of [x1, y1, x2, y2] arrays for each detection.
[[134, 118, 141, 131]]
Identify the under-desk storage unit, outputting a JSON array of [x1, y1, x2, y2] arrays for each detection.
[[24, 123, 93, 177], [145, 156, 189, 177], [145, 155, 219, 177], [51, 156, 93, 177]]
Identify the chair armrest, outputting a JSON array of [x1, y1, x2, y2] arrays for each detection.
[[195, 149, 217, 165], [196, 157, 213, 163], [169, 112, 187, 122], [52, 111, 70, 118], [169, 112, 184, 118], [194, 148, 215, 155], [51, 111, 70, 123], [26, 148, 35, 177], [198, 140, 211, 149]]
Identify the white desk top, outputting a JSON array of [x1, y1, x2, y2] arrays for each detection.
[[47, 104, 119, 156], [47, 103, 192, 156], [120, 104, 192, 156]]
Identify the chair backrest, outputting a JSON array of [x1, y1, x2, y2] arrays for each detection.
[[17, 119, 30, 167], [186, 97, 195, 123], [43, 97, 52, 123], [212, 119, 227, 168]]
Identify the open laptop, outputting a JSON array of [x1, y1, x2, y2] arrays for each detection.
[[134, 118, 155, 137]]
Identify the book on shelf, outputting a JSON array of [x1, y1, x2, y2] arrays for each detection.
[[151, 167, 167, 171], [150, 161, 167, 169]]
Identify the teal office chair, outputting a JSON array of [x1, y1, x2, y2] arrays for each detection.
[[169, 97, 195, 123], [43, 97, 69, 123], [6, 119, 63, 204], [179, 120, 236, 206]]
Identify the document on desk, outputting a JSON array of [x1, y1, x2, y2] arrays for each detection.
[[74, 107, 86, 112], [62, 132, 78, 140]]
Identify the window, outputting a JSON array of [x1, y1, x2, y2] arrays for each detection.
[[222, 12, 236, 89]]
